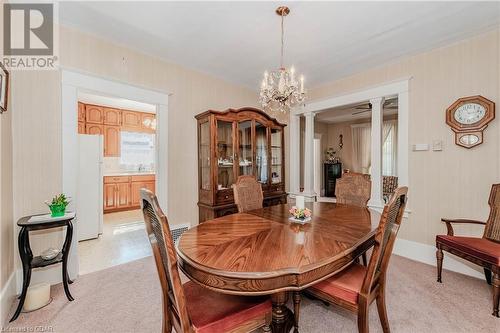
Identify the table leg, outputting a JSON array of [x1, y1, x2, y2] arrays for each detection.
[[61, 221, 74, 301], [10, 228, 32, 322], [270, 292, 294, 333]]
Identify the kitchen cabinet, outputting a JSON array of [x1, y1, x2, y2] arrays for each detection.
[[78, 102, 86, 122], [86, 124, 103, 135], [104, 174, 156, 213], [78, 122, 85, 134], [85, 105, 104, 124], [104, 108, 121, 126], [122, 111, 142, 130], [104, 125, 120, 157]]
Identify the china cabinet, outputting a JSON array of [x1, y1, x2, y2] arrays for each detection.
[[196, 107, 287, 222]]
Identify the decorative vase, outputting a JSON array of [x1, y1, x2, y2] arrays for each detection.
[[49, 204, 66, 217]]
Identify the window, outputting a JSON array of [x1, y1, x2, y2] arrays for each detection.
[[382, 121, 397, 176], [120, 131, 155, 171]]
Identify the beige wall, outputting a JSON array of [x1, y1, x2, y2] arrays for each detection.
[[0, 0, 15, 292], [6, 25, 288, 281], [308, 28, 500, 245]]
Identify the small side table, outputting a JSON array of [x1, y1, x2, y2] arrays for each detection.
[[10, 212, 76, 322]]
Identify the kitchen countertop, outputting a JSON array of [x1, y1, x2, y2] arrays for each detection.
[[104, 172, 155, 177]]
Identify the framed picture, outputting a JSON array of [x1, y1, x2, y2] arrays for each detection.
[[0, 62, 9, 113]]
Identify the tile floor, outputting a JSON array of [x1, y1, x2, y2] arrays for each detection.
[[78, 209, 152, 275]]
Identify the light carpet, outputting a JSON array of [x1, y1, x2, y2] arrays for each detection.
[[3, 255, 498, 332]]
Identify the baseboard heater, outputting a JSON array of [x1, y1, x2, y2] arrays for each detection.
[[171, 223, 190, 244]]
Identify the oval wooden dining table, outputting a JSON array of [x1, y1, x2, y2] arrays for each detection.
[[177, 202, 380, 333]]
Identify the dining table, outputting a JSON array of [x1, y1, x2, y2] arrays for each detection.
[[177, 202, 380, 333]]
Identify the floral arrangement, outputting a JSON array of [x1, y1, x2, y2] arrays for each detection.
[[289, 206, 312, 220]]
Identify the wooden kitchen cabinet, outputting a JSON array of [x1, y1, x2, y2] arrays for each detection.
[[86, 124, 103, 135], [104, 125, 120, 157], [104, 183, 117, 211], [78, 102, 86, 122], [85, 105, 104, 124], [78, 122, 85, 134], [104, 175, 156, 213], [104, 108, 121, 126], [122, 111, 142, 130]]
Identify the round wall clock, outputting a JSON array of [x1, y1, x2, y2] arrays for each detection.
[[446, 95, 495, 149]]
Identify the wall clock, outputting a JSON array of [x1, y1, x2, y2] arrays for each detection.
[[446, 95, 495, 149]]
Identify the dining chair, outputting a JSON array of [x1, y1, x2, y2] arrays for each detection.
[[233, 175, 264, 213], [436, 183, 500, 317], [140, 189, 272, 333], [336, 173, 372, 207], [336, 172, 372, 266], [304, 187, 408, 333]]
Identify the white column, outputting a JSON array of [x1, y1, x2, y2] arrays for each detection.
[[288, 113, 301, 196], [369, 97, 384, 208], [303, 111, 316, 201], [397, 91, 409, 188]]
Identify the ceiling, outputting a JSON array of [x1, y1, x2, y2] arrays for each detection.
[[315, 100, 397, 124], [60, 2, 500, 90], [78, 92, 156, 113]]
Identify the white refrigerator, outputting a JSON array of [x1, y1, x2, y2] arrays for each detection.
[[77, 134, 104, 241]]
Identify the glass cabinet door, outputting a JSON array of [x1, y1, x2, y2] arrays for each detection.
[[238, 120, 253, 176], [255, 121, 268, 184], [271, 128, 283, 184], [216, 120, 234, 190], [199, 121, 211, 190]]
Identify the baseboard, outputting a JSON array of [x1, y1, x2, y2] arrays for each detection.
[[393, 238, 483, 279], [0, 271, 16, 327]]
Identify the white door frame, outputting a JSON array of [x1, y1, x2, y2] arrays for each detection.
[[61, 69, 169, 280], [290, 77, 410, 211]]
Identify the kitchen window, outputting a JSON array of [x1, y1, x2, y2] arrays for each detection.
[[120, 131, 155, 171]]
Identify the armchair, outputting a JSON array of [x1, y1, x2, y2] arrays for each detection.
[[436, 183, 500, 317]]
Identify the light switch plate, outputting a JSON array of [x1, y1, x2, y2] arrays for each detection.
[[432, 140, 443, 151], [412, 143, 429, 151]]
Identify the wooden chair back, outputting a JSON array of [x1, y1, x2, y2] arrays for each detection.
[[141, 189, 192, 333], [233, 175, 264, 213], [483, 183, 500, 243], [361, 187, 408, 295], [336, 173, 371, 207]]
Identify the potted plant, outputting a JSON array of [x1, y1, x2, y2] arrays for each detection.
[[45, 194, 70, 217], [289, 206, 312, 223]]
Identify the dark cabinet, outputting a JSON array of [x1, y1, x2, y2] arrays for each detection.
[[324, 162, 342, 197]]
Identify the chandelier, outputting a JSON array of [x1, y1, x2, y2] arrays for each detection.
[[260, 6, 305, 113]]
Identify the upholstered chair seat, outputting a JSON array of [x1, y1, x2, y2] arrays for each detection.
[[184, 281, 272, 333], [308, 264, 367, 305], [436, 236, 500, 266]]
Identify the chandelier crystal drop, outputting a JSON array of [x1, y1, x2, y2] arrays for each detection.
[[260, 6, 306, 113]]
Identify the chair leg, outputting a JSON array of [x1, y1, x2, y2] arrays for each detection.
[[493, 272, 499, 317], [293, 291, 301, 333], [436, 248, 443, 283], [376, 287, 390, 333], [484, 268, 492, 285], [357, 300, 369, 333]]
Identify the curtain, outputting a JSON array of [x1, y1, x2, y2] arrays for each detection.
[[120, 131, 156, 168], [256, 130, 268, 182], [351, 124, 371, 174], [382, 121, 398, 176]]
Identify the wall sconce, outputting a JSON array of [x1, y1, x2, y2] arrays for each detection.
[[339, 134, 343, 150]]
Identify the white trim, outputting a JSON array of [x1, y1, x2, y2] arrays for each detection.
[[393, 238, 483, 279], [1, 271, 16, 326], [292, 78, 410, 212], [61, 69, 170, 283]]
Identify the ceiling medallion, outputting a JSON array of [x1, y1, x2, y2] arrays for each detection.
[[259, 6, 306, 113]]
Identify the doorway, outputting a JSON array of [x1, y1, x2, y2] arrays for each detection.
[[77, 92, 159, 274], [61, 70, 169, 280]]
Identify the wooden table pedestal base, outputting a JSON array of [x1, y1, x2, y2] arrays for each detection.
[[271, 292, 295, 333]]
